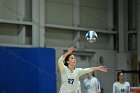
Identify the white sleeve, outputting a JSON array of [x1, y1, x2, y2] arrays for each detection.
[[58, 56, 65, 72], [83, 79, 86, 84], [96, 79, 101, 93], [113, 83, 116, 93], [83, 79, 87, 89], [78, 68, 93, 76], [127, 82, 130, 93]]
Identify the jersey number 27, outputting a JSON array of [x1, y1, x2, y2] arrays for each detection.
[[68, 79, 74, 84]]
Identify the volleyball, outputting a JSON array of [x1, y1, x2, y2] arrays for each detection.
[[85, 30, 98, 43]]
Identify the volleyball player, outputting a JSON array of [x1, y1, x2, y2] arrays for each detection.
[[113, 72, 130, 93], [58, 47, 107, 93], [84, 71, 101, 93]]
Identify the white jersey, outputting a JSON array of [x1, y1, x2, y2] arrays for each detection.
[[113, 81, 130, 93], [84, 77, 101, 93], [58, 56, 93, 93]]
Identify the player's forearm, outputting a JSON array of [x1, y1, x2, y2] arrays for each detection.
[[58, 56, 65, 72], [79, 68, 93, 76], [91, 66, 107, 72], [91, 67, 99, 71], [63, 52, 69, 58], [58, 56, 64, 63], [63, 47, 74, 58]]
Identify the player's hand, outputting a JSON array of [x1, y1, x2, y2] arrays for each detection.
[[67, 47, 74, 54], [97, 66, 107, 72], [63, 47, 74, 58]]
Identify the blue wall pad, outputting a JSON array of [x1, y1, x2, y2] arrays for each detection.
[[0, 47, 56, 93]]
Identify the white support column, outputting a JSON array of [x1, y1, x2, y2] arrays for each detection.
[[73, 0, 81, 49], [73, 31, 80, 49], [117, 0, 128, 73], [107, 0, 113, 31], [107, 0, 113, 50], [39, 0, 45, 47], [32, 0, 40, 47], [73, 0, 80, 27], [132, 0, 136, 29], [124, 0, 128, 51], [32, 0, 45, 47], [17, 0, 25, 44], [137, 0, 140, 63], [118, 0, 125, 52]]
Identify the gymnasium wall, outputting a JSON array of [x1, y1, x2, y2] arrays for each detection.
[[0, 0, 112, 50]]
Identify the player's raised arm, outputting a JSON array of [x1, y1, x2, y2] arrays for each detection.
[[63, 47, 74, 58], [58, 47, 74, 72]]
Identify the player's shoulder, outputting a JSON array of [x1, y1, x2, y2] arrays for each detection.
[[125, 81, 130, 85], [113, 82, 119, 85], [91, 77, 98, 83], [64, 65, 67, 69], [125, 81, 129, 83], [92, 77, 98, 80], [84, 78, 88, 83], [74, 68, 83, 71], [64, 66, 70, 72], [75, 68, 82, 70]]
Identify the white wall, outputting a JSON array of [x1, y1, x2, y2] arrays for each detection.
[[0, 0, 18, 20], [80, 0, 107, 29], [0, 0, 113, 49], [45, 0, 73, 26]]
